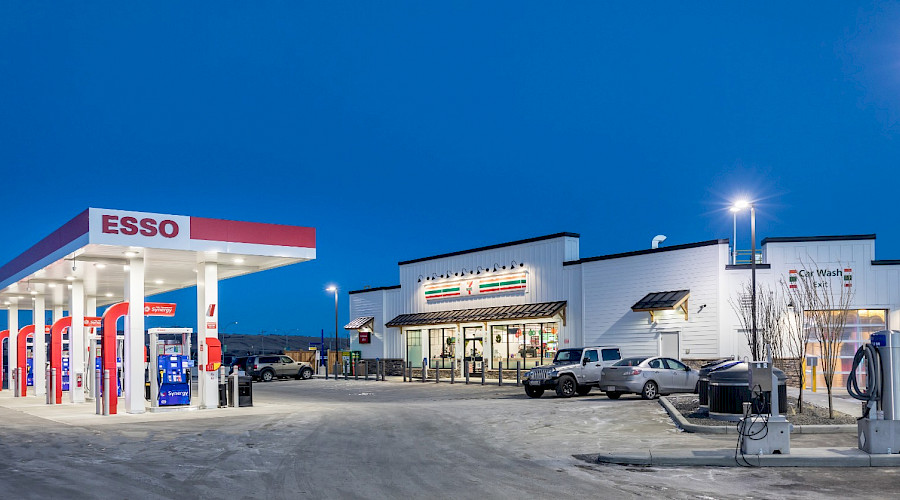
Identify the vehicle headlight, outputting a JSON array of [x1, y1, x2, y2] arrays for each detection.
[[548, 370, 559, 378]]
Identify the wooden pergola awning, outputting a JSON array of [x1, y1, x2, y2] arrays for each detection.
[[631, 290, 690, 321]]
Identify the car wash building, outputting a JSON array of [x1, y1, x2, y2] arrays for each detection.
[[346, 232, 900, 387], [0, 208, 315, 414]]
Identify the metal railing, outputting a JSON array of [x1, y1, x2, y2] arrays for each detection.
[[733, 249, 763, 265]]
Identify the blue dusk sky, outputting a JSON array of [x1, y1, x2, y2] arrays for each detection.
[[2, 2, 900, 335]]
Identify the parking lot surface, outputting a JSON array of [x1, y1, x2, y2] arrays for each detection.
[[0, 379, 897, 499]]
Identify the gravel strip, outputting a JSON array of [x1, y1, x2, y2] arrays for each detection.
[[665, 395, 856, 426]]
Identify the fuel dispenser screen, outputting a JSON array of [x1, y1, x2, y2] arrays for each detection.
[[62, 356, 70, 391], [26, 358, 33, 387], [158, 355, 190, 406]]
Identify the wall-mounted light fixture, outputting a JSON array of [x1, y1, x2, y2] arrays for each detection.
[[459, 268, 468, 276], [417, 275, 424, 283], [511, 260, 524, 268], [476, 266, 485, 275]]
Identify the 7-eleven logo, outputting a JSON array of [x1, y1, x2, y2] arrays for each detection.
[[465, 281, 475, 295], [844, 268, 853, 287], [788, 270, 798, 288]]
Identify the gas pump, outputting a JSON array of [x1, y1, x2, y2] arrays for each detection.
[[848, 330, 900, 454], [26, 335, 33, 387], [149, 328, 192, 408]]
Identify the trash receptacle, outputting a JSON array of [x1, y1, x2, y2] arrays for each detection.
[[218, 383, 228, 408], [227, 375, 253, 407]]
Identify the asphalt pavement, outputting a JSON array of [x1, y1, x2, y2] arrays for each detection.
[[0, 379, 897, 499]]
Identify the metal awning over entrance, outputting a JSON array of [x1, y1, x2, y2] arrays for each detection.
[[385, 301, 566, 328], [631, 290, 690, 321], [344, 316, 374, 330]]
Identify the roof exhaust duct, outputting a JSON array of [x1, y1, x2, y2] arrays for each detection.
[[651, 235, 667, 249]]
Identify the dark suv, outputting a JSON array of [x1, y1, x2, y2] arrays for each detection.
[[245, 355, 314, 382]]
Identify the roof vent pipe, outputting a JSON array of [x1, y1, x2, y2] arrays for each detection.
[[651, 235, 667, 249]]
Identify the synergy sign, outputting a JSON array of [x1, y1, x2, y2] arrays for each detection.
[[425, 272, 527, 301]]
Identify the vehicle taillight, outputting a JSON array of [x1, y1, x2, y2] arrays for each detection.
[[253, 364, 259, 369], [628, 369, 642, 376]]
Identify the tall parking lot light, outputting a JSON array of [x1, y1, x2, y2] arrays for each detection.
[[732, 199, 757, 360], [326, 285, 338, 368]]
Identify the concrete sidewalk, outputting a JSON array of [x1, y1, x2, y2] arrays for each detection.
[[594, 447, 900, 467]]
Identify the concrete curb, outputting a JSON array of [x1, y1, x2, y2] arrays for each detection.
[[593, 447, 900, 467], [658, 397, 855, 435]]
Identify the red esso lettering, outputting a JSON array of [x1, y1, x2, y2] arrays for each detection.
[[159, 220, 179, 238], [100, 215, 179, 238]]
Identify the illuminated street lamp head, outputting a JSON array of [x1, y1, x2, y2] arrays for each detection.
[[326, 285, 337, 293], [732, 200, 750, 211]]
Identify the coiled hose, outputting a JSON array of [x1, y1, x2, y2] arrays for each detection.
[[847, 343, 882, 409]]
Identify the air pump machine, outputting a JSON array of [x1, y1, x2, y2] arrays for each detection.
[[848, 330, 900, 454], [739, 344, 792, 455], [149, 328, 193, 409]]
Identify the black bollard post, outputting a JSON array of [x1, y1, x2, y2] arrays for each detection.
[[499, 361, 503, 386], [450, 361, 455, 385], [516, 361, 521, 386]]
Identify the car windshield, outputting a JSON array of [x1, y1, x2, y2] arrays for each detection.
[[553, 349, 583, 363], [614, 357, 647, 367]]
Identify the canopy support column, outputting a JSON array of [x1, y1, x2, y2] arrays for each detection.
[[197, 261, 219, 409], [33, 295, 46, 397], [124, 257, 145, 414], [70, 281, 85, 403], [7, 303, 17, 395]]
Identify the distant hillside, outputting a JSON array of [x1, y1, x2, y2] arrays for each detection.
[[219, 334, 349, 356]]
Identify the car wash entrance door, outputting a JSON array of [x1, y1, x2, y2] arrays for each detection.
[[463, 327, 484, 375]]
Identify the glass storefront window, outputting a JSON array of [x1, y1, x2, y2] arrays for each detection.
[[429, 328, 456, 369], [406, 330, 422, 368], [490, 322, 559, 369]]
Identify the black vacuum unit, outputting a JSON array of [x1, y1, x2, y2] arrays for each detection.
[[698, 358, 738, 411], [708, 361, 787, 421]]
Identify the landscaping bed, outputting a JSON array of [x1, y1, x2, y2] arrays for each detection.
[[665, 395, 856, 426]]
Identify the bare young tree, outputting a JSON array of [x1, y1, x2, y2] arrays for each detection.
[[779, 277, 810, 413], [729, 281, 785, 364], [787, 260, 855, 419]]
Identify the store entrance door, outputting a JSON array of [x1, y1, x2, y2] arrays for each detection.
[[464, 337, 484, 375]]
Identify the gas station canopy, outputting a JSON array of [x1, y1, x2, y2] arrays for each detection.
[[0, 208, 316, 307]]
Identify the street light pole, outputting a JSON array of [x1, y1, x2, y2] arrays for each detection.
[[733, 199, 758, 360], [750, 204, 757, 360], [732, 209, 738, 265], [326, 286, 338, 370]]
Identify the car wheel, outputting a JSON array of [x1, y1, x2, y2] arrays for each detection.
[[641, 380, 659, 400], [606, 391, 622, 399], [575, 385, 592, 396], [524, 386, 544, 398], [555, 375, 577, 398], [261, 369, 275, 382], [299, 367, 313, 380]]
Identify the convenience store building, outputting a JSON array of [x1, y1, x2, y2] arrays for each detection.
[[347, 232, 900, 386]]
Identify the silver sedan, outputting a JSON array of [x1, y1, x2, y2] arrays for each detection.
[[599, 356, 699, 400]]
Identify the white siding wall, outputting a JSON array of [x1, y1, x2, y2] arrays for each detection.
[[382, 288, 404, 358], [579, 243, 727, 360], [349, 290, 384, 359], [397, 236, 577, 314]]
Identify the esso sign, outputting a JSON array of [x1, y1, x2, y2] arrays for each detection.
[[102, 215, 179, 238], [89, 209, 190, 250]]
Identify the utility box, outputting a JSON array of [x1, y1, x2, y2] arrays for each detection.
[[858, 414, 900, 454], [740, 419, 793, 455]]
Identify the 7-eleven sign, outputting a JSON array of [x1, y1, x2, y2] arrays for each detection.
[[788, 270, 798, 289], [844, 268, 853, 287]]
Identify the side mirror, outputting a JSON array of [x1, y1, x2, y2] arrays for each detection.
[[582, 358, 589, 366]]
